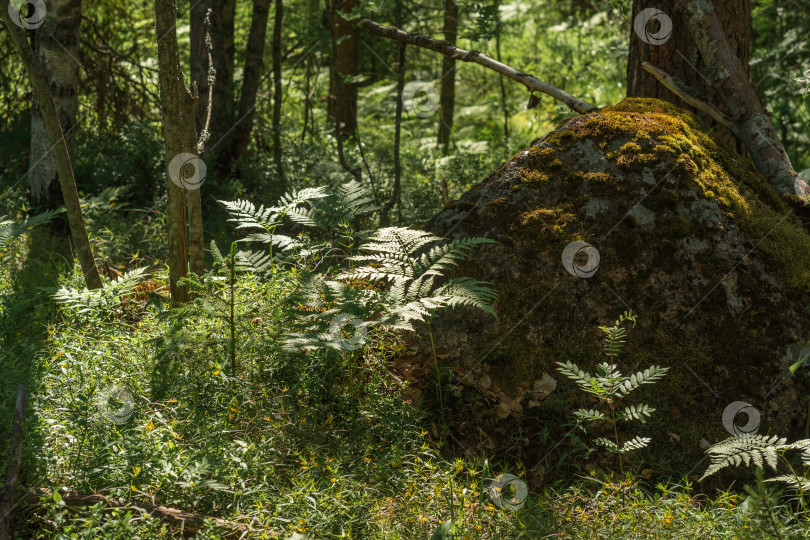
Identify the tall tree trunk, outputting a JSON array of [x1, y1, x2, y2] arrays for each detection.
[[191, 0, 236, 176], [328, 0, 359, 139], [437, 0, 457, 151], [230, 0, 271, 169], [155, 0, 194, 302], [626, 0, 749, 151], [380, 0, 404, 227], [28, 0, 81, 235], [272, 0, 284, 187], [1, 4, 102, 290]]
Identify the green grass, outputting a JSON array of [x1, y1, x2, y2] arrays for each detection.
[[1, 228, 810, 540]]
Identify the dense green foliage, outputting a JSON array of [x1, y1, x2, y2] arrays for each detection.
[[2, 0, 810, 537]]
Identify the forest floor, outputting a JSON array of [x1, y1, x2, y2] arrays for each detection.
[[1, 226, 809, 539]]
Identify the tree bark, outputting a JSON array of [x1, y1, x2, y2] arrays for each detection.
[[683, 0, 807, 199], [328, 0, 360, 139], [229, 0, 271, 169], [155, 0, 192, 302], [626, 0, 749, 151], [272, 0, 284, 186], [28, 0, 81, 228], [436, 0, 457, 151], [1, 7, 102, 290]]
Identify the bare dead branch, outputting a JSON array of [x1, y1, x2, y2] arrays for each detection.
[[359, 19, 596, 114]]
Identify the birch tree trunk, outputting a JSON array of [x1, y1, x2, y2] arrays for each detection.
[[29, 0, 81, 231], [1, 3, 102, 289]]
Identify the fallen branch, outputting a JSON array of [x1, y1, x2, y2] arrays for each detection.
[[0, 384, 27, 540], [25, 488, 267, 539], [641, 62, 734, 130], [359, 19, 596, 114], [684, 0, 808, 200]]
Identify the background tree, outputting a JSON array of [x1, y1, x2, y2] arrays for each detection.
[[627, 0, 749, 151], [29, 0, 82, 236], [327, 0, 360, 139], [436, 0, 457, 152]]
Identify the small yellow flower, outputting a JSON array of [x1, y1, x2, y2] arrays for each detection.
[[213, 370, 220, 376], [331, 477, 337, 483], [145, 421, 155, 431]]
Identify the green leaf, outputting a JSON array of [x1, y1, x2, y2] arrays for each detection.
[[53, 491, 62, 503], [430, 519, 461, 540]]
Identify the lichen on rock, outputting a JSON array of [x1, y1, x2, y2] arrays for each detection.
[[422, 97, 810, 481]]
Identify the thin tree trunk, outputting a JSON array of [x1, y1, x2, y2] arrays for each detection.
[[272, 0, 285, 186], [437, 0, 457, 151], [328, 0, 359, 139], [380, 0, 405, 227], [230, 0, 271, 168], [494, 0, 509, 154], [155, 0, 192, 302], [1, 8, 102, 290]]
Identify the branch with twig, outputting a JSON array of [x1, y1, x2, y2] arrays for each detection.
[[641, 62, 734, 130], [359, 19, 596, 114], [18, 488, 267, 539]]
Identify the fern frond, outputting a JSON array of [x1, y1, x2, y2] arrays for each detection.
[[574, 409, 607, 422], [616, 404, 655, 423], [0, 208, 64, 249], [557, 361, 595, 391], [700, 435, 789, 480], [614, 366, 669, 397], [619, 436, 651, 453], [764, 475, 810, 491]]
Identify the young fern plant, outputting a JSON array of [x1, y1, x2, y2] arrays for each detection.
[[700, 434, 810, 513], [557, 311, 668, 475], [340, 227, 498, 433]]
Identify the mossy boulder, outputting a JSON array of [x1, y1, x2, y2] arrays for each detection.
[[422, 98, 810, 482]]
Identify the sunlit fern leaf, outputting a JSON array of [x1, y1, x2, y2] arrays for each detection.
[[619, 436, 651, 453], [53, 267, 149, 313], [594, 438, 618, 452], [557, 361, 595, 391], [700, 435, 789, 480], [0, 207, 64, 249], [574, 409, 607, 422], [764, 475, 810, 491], [616, 404, 655, 423]]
